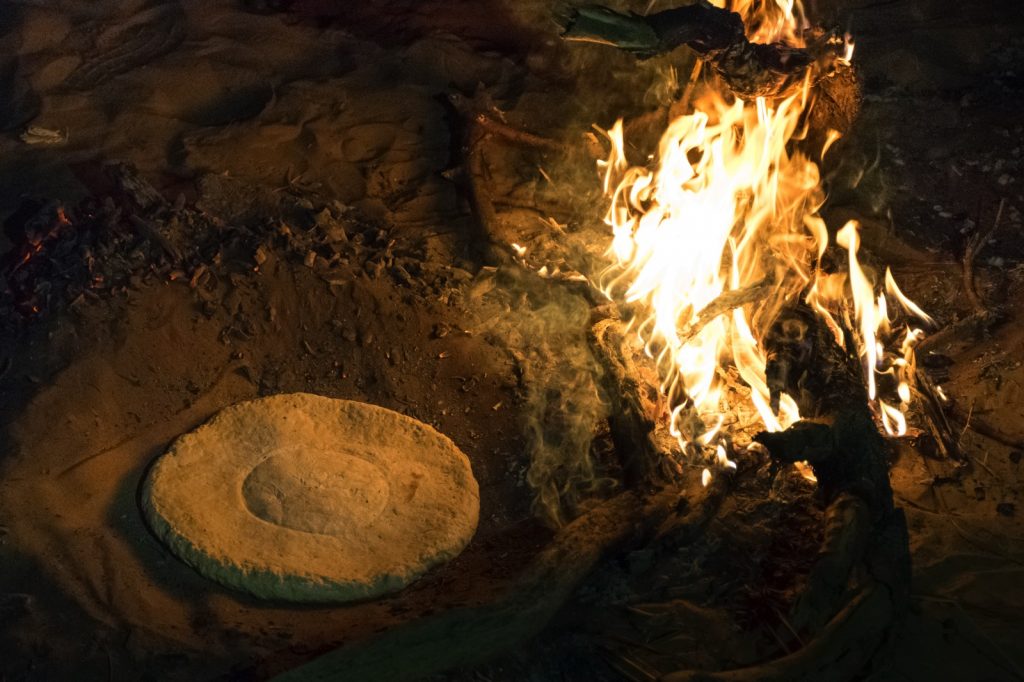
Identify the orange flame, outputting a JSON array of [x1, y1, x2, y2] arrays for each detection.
[[599, 0, 929, 477]]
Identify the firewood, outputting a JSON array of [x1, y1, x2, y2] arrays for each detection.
[[589, 317, 664, 486], [562, 1, 852, 101], [658, 302, 911, 680], [962, 197, 1006, 317], [107, 161, 167, 211], [679, 275, 774, 347]]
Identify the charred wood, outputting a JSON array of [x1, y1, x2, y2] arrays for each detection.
[[590, 316, 665, 487], [680, 275, 774, 349], [465, 125, 506, 264], [107, 161, 167, 211], [274, 485, 725, 682], [657, 302, 909, 681], [562, 1, 853, 101], [787, 492, 870, 634], [757, 302, 892, 517]]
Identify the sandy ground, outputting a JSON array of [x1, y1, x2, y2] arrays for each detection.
[[0, 0, 1023, 680], [0, 261, 552, 679]]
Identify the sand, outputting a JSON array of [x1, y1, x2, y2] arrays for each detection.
[[0, 0, 1022, 680]]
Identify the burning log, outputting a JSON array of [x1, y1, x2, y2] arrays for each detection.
[[678, 273, 774, 348], [562, 1, 853, 101], [273, 269, 739, 681], [962, 197, 1007, 318], [590, 316, 664, 486], [654, 302, 911, 681], [758, 302, 907, 592], [371, 0, 912, 677], [758, 302, 894, 516], [562, 1, 861, 151]]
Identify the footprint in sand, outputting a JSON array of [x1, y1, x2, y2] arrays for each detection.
[[62, 1, 186, 91]]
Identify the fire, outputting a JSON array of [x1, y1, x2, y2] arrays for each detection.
[[725, 0, 807, 45], [597, 0, 929, 479]]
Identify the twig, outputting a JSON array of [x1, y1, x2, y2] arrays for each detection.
[[598, 634, 659, 675], [764, 621, 797, 655], [677, 59, 704, 115], [471, 112, 577, 155], [600, 646, 658, 682], [971, 454, 996, 477], [772, 606, 806, 649], [956, 401, 974, 449], [449, 92, 593, 158], [948, 403, 1024, 449], [465, 126, 510, 264], [911, 371, 959, 460], [677, 275, 774, 346], [962, 198, 1006, 316]]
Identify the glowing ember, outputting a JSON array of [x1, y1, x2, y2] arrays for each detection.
[[598, 0, 930, 478]]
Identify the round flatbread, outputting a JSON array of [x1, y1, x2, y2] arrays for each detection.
[[141, 393, 479, 603]]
